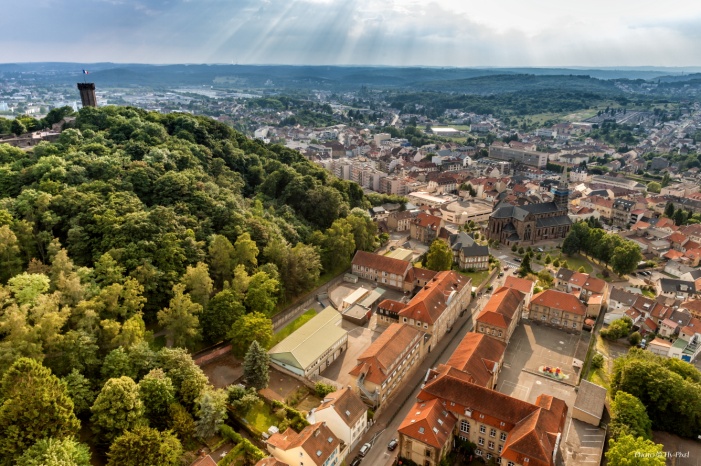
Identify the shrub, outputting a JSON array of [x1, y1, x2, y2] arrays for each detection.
[[628, 331, 642, 347], [314, 383, 336, 398], [591, 353, 604, 370]]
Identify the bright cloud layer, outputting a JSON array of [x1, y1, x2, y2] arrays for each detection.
[[2, 0, 701, 66]]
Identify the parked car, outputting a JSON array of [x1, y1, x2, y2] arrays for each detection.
[[537, 247, 544, 252], [359, 443, 372, 457], [514, 258, 522, 263], [503, 266, 510, 270], [388, 439, 398, 451], [350, 456, 362, 466]]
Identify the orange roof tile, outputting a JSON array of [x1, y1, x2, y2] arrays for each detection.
[[398, 271, 470, 325], [503, 276, 535, 295], [398, 399, 457, 450], [444, 333, 506, 388], [476, 287, 524, 328], [531, 289, 587, 316], [352, 250, 412, 277]]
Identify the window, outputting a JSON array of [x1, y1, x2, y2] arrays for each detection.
[[486, 453, 492, 460], [479, 425, 486, 434], [475, 449, 482, 457], [425, 448, 431, 457], [573, 323, 577, 328], [500, 432, 507, 441], [478, 437, 484, 446], [488, 441, 494, 450], [490, 428, 496, 438], [508, 462, 515, 466], [460, 420, 470, 433], [541, 315, 546, 321], [498, 445, 503, 453]]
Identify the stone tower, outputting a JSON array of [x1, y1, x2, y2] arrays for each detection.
[[76, 83, 97, 108]]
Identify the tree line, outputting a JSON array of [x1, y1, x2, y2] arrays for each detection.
[[0, 105, 382, 463]]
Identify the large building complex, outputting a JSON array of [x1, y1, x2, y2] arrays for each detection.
[[489, 145, 549, 168]]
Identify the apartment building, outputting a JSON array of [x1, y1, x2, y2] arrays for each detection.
[[475, 287, 524, 343]]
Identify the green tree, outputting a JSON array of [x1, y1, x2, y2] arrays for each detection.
[[265, 240, 321, 299], [7, 272, 50, 305], [62, 369, 97, 418], [601, 317, 633, 340], [200, 288, 245, 344], [544, 254, 552, 264], [0, 225, 22, 283], [208, 234, 235, 288], [517, 246, 525, 254], [628, 331, 642, 347], [674, 208, 687, 226], [611, 242, 643, 276], [646, 181, 661, 194], [0, 358, 80, 464], [425, 239, 453, 271], [605, 434, 665, 466], [10, 119, 26, 136], [664, 202, 675, 218], [577, 266, 586, 273], [180, 262, 213, 308], [194, 387, 228, 440], [157, 283, 203, 349], [229, 312, 273, 357], [16, 437, 91, 466], [243, 340, 270, 390], [168, 403, 195, 441], [233, 232, 259, 272], [245, 271, 279, 315], [157, 348, 209, 409], [661, 173, 671, 188], [138, 368, 176, 429], [518, 254, 533, 277], [107, 426, 182, 466], [94, 252, 125, 286], [91, 376, 144, 443], [610, 391, 652, 440]]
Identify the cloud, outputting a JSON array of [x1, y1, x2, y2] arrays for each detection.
[[1, 0, 701, 66]]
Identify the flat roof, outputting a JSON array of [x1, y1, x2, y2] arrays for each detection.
[[408, 192, 453, 204], [269, 307, 347, 371], [343, 287, 370, 306], [573, 380, 607, 420], [386, 248, 414, 261]]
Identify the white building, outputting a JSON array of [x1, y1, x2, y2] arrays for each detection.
[[307, 388, 368, 449]]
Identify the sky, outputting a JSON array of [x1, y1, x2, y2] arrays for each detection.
[[3, 0, 701, 67]]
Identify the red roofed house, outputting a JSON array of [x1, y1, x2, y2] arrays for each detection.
[[308, 388, 367, 449], [398, 399, 457, 466], [348, 323, 425, 408], [441, 332, 507, 389], [265, 422, 341, 466], [530, 289, 588, 333], [476, 287, 525, 343], [398, 271, 471, 348], [398, 370, 567, 466], [410, 212, 445, 244], [351, 250, 414, 292], [503, 275, 536, 308]]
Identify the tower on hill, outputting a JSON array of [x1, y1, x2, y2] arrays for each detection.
[[76, 82, 97, 108]]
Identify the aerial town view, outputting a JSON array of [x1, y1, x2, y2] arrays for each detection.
[[1, 2, 701, 466]]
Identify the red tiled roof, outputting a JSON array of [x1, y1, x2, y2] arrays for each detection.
[[255, 459, 288, 466], [664, 249, 685, 260], [349, 323, 422, 385], [531, 290, 587, 316], [316, 388, 366, 427], [444, 333, 506, 388], [581, 275, 607, 294], [399, 271, 470, 325], [667, 232, 688, 244], [398, 399, 457, 450], [503, 276, 535, 295], [191, 456, 218, 466], [267, 423, 340, 466], [352, 250, 412, 277], [413, 212, 442, 229], [413, 268, 439, 282], [476, 287, 524, 328], [377, 299, 407, 313]]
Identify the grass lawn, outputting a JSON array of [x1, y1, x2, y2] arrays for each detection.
[[269, 309, 317, 348], [455, 268, 491, 287], [559, 254, 594, 274], [642, 288, 656, 298], [243, 401, 278, 434]]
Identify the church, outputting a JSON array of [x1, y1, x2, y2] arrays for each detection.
[[486, 173, 572, 245]]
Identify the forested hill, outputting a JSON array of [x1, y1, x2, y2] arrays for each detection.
[[0, 106, 380, 360]]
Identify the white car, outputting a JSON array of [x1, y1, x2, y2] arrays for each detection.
[[359, 443, 371, 457]]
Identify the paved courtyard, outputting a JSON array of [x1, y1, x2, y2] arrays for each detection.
[[321, 315, 385, 388], [497, 323, 602, 466], [328, 279, 408, 309]]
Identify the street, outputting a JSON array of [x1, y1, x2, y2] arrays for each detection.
[[349, 272, 501, 466]]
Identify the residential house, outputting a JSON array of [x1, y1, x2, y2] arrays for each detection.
[[659, 278, 697, 300], [410, 212, 445, 244], [503, 276, 536, 308], [448, 232, 490, 271], [441, 332, 507, 389], [348, 323, 425, 408], [607, 287, 638, 312], [351, 250, 414, 292], [386, 210, 415, 232], [398, 399, 457, 466], [530, 289, 588, 333], [398, 271, 472, 348], [265, 423, 341, 466], [475, 287, 524, 343], [307, 388, 367, 450]]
